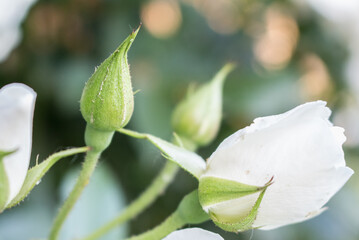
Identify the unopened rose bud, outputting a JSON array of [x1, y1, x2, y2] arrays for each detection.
[[80, 26, 140, 132], [171, 63, 234, 147]]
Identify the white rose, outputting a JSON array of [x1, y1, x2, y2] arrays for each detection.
[[163, 228, 223, 240], [0, 83, 36, 208], [117, 101, 354, 232], [198, 101, 354, 231]]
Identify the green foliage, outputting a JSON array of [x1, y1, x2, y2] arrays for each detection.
[[6, 147, 89, 209], [59, 164, 128, 240]]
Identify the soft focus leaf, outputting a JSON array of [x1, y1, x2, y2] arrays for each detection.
[[59, 164, 128, 240], [0, 178, 55, 239]]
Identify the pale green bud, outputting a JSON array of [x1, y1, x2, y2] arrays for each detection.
[[198, 176, 273, 232], [80, 26, 140, 132], [171, 63, 234, 147]]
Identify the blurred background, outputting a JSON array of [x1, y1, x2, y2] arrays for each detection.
[[0, 0, 359, 239]]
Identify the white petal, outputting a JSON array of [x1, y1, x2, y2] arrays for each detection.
[[253, 167, 352, 229], [203, 101, 353, 229], [163, 228, 224, 240], [0, 83, 36, 205], [0, 0, 37, 62], [259, 207, 327, 230], [205, 191, 261, 222]]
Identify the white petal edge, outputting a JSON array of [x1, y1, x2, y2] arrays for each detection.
[[163, 228, 224, 240], [258, 207, 328, 230], [0, 83, 36, 205], [212, 101, 330, 152]]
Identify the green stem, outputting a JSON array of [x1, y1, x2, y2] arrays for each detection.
[[49, 150, 101, 240], [81, 129, 198, 240], [49, 125, 114, 240], [127, 211, 185, 240], [126, 191, 209, 240], [82, 161, 179, 240]]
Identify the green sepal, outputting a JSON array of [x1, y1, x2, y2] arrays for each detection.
[[118, 128, 206, 179], [198, 176, 269, 209], [0, 150, 15, 212], [209, 188, 267, 232], [6, 147, 89, 209]]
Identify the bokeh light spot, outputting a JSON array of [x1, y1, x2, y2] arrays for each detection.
[[299, 53, 333, 101], [254, 7, 299, 70], [141, 0, 182, 39]]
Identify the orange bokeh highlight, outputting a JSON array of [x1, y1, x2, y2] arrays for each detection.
[[141, 0, 182, 39]]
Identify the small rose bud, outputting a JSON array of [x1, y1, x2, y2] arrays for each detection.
[[80, 26, 140, 132], [171, 63, 234, 147]]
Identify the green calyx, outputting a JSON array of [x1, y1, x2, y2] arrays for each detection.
[[85, 124, 114, 153], [171, 63, 234, 147], [80, 25, 140, 131], [210, 188, 267, 232], [198, 176, 273, 232]]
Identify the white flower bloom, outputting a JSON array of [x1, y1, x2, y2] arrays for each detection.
[[163, 228, 223, 240], [200, 101, 354, 230], [0, 83, 36, 206]]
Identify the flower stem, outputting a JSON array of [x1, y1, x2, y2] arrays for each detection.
[[126, 191, 209, 240], [80, 129, 198, 240], [49, 149, 101, 240], [81, 161, 179, 240], [49, 125, 114, 240]]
